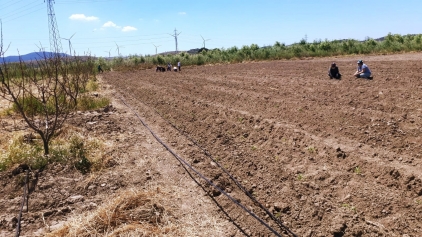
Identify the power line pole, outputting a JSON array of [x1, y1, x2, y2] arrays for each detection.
[[45, 0, 63, 55], [169, 28, 181, 53]]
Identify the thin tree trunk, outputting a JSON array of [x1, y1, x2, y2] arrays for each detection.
[[41, 136, 49, 155]]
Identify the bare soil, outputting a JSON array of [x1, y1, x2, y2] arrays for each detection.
[[0, 83, 231, 236], [1, 52, 421, 237], [101, 53, 422, 236]]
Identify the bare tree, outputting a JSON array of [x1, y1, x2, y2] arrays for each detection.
[[0, 21, 94, 156]]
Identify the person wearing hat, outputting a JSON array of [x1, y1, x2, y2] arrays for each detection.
[[328, 62, 341, 79], [354, 60, 373, 79]]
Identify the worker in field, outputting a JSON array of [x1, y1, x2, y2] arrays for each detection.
[[328, 62, 341, 79], [97, 64, 104, 73], [354, 60, 373, 79], [177, 61, 181, 72]]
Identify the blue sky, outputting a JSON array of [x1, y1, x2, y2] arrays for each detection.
[[1, 0, 422, 57]]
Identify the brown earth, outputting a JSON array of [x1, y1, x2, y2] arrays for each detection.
[[1, 52, 422, 237], [101, 53, 422, 236], [0, 83, 231, 236]]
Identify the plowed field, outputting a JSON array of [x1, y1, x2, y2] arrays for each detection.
[[103, 53, 422, 236]]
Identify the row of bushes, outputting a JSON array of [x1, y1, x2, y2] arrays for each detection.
[[96, 33, 422, 71]]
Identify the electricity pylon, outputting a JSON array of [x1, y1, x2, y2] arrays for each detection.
[[169, 28, 181, 53], [45, 0, 63, 55]]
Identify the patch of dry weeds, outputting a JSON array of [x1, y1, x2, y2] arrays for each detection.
[[45, 188, 179, 237]]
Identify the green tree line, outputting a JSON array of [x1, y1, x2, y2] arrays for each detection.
[[97, 33, 422, 71]]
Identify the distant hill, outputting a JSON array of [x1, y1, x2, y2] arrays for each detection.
[[2, 52, 69, 63]]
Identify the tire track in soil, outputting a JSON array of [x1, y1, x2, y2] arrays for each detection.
[[103, 54, 422, 236]]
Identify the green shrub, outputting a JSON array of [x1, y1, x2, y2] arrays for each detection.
[[77, 95, 110, 111], [105, 33, 422, 71], [11, 94, 70, 116], [86, 79, 99, 92], [69, 136, 91, 174]]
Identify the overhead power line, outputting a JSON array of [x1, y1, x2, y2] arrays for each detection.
[[0, 1, 42, 20], [2, 6, 45, 23], [1, 0, 26, 11], [57, 0, 122, 4], [71, 36, 172, 45]]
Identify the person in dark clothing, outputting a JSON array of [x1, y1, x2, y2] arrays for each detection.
[[97, 64, 104, 73], [328, 62, 341, 79]]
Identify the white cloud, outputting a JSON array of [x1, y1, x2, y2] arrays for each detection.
[[122, 26, 137, 32], [178, 12, 186, 15], [69, 14, 99, 21], [102, 21, 120, 28]]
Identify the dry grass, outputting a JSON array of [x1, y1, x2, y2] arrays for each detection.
[[45, 188, 180, 237], [0, 123, 110, 172], [44, 180, 230, 237]]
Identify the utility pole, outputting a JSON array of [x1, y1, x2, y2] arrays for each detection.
[[169, 28, 181, 53], [152, 44, 161, 55], [200, 35, 210, 48], [45, 0, 63, 55]]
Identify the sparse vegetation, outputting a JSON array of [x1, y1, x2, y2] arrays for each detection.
[[307, 146, 316, 153], [0, 54, 95, 155], [0, 23, 112, 170], [0, 129, 107, 172], [342, 203, 357, 213], [354, 166, 362, 175], [77, 95, 110, 111], [297, 173, 304, 181]]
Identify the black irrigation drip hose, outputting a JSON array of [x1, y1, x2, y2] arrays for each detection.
[[15, 170, 29, 237], [128, 93, 298, 237], [119, 95, 286, 237]]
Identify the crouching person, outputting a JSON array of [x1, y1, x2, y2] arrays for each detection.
[[354, 60, 373, 79], [328, 62, 341, 79]]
